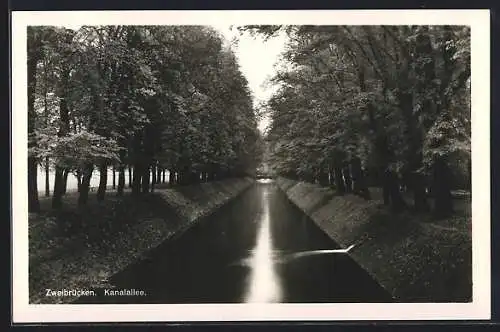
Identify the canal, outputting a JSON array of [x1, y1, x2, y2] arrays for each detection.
[[75, 180, 392, 304]]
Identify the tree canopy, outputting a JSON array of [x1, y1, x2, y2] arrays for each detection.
[[28, 25, 263, 211], [239, 25, 470, 218]]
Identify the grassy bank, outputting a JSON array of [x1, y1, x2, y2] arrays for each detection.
[[29, 178, 253, 304], [276, 177, 472, 302]]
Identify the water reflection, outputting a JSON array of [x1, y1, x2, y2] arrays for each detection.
[[244, 186, 282, 303], [75, 182, 392, 304]]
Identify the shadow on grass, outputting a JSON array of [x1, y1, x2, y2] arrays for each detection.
[[30, 192, 183, 265]]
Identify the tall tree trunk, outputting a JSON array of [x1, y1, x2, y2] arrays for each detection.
[[383, 167, 407, 211], [52, 167, 65, 209], [375, 138, 392, 205], [177, 170, 183, 185], [318, 167, 329, 186], [467, 159, 471, 191], [191, 171, 200, 184], [191, 170, 196, 183], [360, 167, 371, 199], [142, 165, 150, 193], [151, 166, 156, 192], [151, 164, 159, 184], [97, 163, 108, 201], [433, 156, 453, 218], [45, 158, 50, 197], [303, 171, 313, 184], [342, 164, 353, 193], [117, 165, 125, 196], [398, 89, 429, 213], [51, 57, 71, 208], [117, 148, 126, 196], [366, 88, 398, 206], [128, 165, 133, 188], [178, 169, 186, 185], [157, 166, 162, 185], [132, 131, 143, 195], [43, 69, 50, 197], [76, 171, 82, 192], [179, 167, 189, 185], [142, 125, 155, 192], [27, 36, 40, 212], [112, 166, 116, 189], [169, 169, 176, 185], [207, 171, 215, 182], [328, 164, 335, 186], [411, 170, 429, 213], [407, 154, 429, 213], [334, 162, 346, 195], [78, 163, 93, 206], [313, 168, 319, 184], [132, 163, 142, 195], [351, 157, 370, 199], [382, 167, 390, 205], [62, 169, 69, 194]]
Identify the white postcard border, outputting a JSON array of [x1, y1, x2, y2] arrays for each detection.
[[11, 9, 491, 323]]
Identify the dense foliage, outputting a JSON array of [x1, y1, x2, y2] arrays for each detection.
[[240, 25, 471, 218], [28, 26, 262, 211]]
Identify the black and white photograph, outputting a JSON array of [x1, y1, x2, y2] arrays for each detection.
[[11, 10, 490, 323]]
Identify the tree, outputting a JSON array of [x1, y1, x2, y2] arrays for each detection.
[[27, 27, 44, 212], [242, 25, 470, 217], [28, 25, 262, 212]]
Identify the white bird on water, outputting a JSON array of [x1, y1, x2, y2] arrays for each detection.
[[285, 244, 356, 260], [233, 243, 357, 267]]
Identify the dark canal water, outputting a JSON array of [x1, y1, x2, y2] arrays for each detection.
[[75, 180, 392, 304]]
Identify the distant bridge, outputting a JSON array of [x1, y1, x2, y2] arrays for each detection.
[[255, 173, 275, 180]]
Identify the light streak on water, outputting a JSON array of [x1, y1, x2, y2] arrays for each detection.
[[244, 186, 282, 303]]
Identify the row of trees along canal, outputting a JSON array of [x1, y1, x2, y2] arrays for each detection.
[[28, 26, 263, 212], [240, 26, 471, 218]]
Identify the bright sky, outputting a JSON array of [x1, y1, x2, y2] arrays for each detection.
[[211, 25, 288, 134]]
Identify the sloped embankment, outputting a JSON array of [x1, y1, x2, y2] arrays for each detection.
[[154, 178, 255, 236], [276, 177, 472, 302], [29, 178, 253, 304]]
